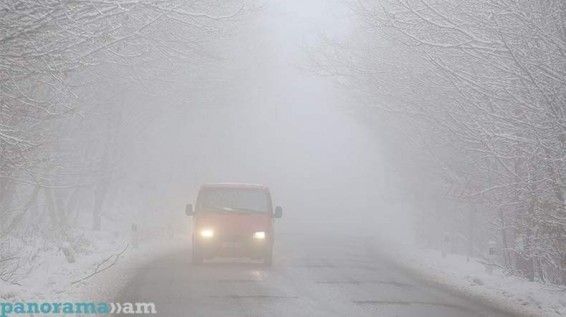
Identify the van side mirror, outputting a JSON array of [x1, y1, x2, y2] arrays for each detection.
[[274, 206, 283, 218], [185, 204, 194, 216]]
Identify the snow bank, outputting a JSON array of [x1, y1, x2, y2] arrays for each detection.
[[0, 222, 189, 303], [371, 234, 566, 317]]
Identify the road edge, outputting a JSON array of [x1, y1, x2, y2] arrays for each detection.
[[367, 237, 557, 317]]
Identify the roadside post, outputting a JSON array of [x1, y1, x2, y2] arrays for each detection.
[[61, 242, 76, 264], [486, 240, 497, 274]]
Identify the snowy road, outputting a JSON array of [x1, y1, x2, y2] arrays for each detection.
[[116, 233, 513, 317]]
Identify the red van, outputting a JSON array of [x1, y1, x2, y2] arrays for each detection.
[[185, 183, 283, 266]]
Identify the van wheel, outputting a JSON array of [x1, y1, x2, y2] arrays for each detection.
[[263, 250, 273, 266]]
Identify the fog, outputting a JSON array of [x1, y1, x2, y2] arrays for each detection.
[[130, 0, 392, 234], [2, 0, 565, 315]]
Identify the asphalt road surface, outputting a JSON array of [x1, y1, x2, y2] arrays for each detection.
[[117, 233, 513, 317]]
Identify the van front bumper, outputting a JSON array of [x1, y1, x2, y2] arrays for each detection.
[[194, 235, 272, 259]]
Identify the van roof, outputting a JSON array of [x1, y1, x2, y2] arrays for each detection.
[[200, 183, 269, 190]]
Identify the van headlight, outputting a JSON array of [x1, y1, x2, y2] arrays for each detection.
[[253, 231, 266, 240], [200, 229, 214, 238]]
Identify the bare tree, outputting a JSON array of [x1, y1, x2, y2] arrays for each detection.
[[314, 0, 566, 284], [0, 0, 255, 279]]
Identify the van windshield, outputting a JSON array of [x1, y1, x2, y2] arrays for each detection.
[[197, 188, 271, 213]]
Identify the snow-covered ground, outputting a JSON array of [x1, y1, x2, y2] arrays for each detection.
[[372, 205, 566, 317], [3, 204, 565, 317], [0, 220, 188, 304]]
